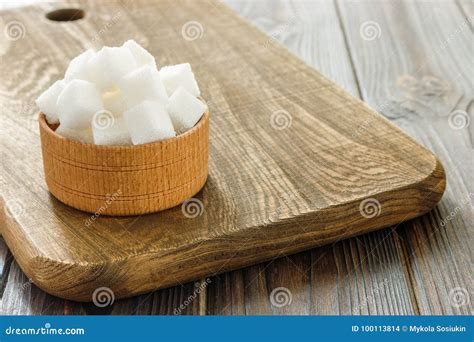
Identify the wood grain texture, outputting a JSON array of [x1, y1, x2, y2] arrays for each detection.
[[336, 0, 473, 315], [208, 0, 421, 316], [207, 0, 472, 315], [0, 0, 459, 312]]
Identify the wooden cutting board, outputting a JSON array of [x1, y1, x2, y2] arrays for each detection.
[[0, 0, 445, 301]]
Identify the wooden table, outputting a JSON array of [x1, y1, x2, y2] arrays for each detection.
[[0, 0, 472, 315]]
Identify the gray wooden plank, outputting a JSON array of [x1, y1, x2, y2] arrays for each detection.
[[337, 0, 473, 314], [0, 237, 13, 304], [110, 282, 202, 315], [224, 0, 360, 97], [456, 0, 473, 19]]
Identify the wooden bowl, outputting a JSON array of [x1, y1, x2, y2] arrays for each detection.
[[39, 111, 209, 216]]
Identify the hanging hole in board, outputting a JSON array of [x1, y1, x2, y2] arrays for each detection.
[[46, 8, 85, 22]]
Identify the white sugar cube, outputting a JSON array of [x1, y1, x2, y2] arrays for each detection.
[[88, 46, 137, 91], [166, 87, 207, 133], [92, 117, 131, 145], [35, 80, 65, 124], [57, 80, 103, 130], [123, 100, 175, 145], [102, 88, 127, 116], [55, 125, 94, 144], [159, 63, 200, 97], [119, 65, 168, 108], [122, 40, 156, 68], [64, 49, 95, 82]]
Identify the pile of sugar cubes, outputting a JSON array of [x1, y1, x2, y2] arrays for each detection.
[[35, 40, 207, 145]]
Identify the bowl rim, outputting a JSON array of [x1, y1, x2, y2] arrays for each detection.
[[39, 110, 209, 150]]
